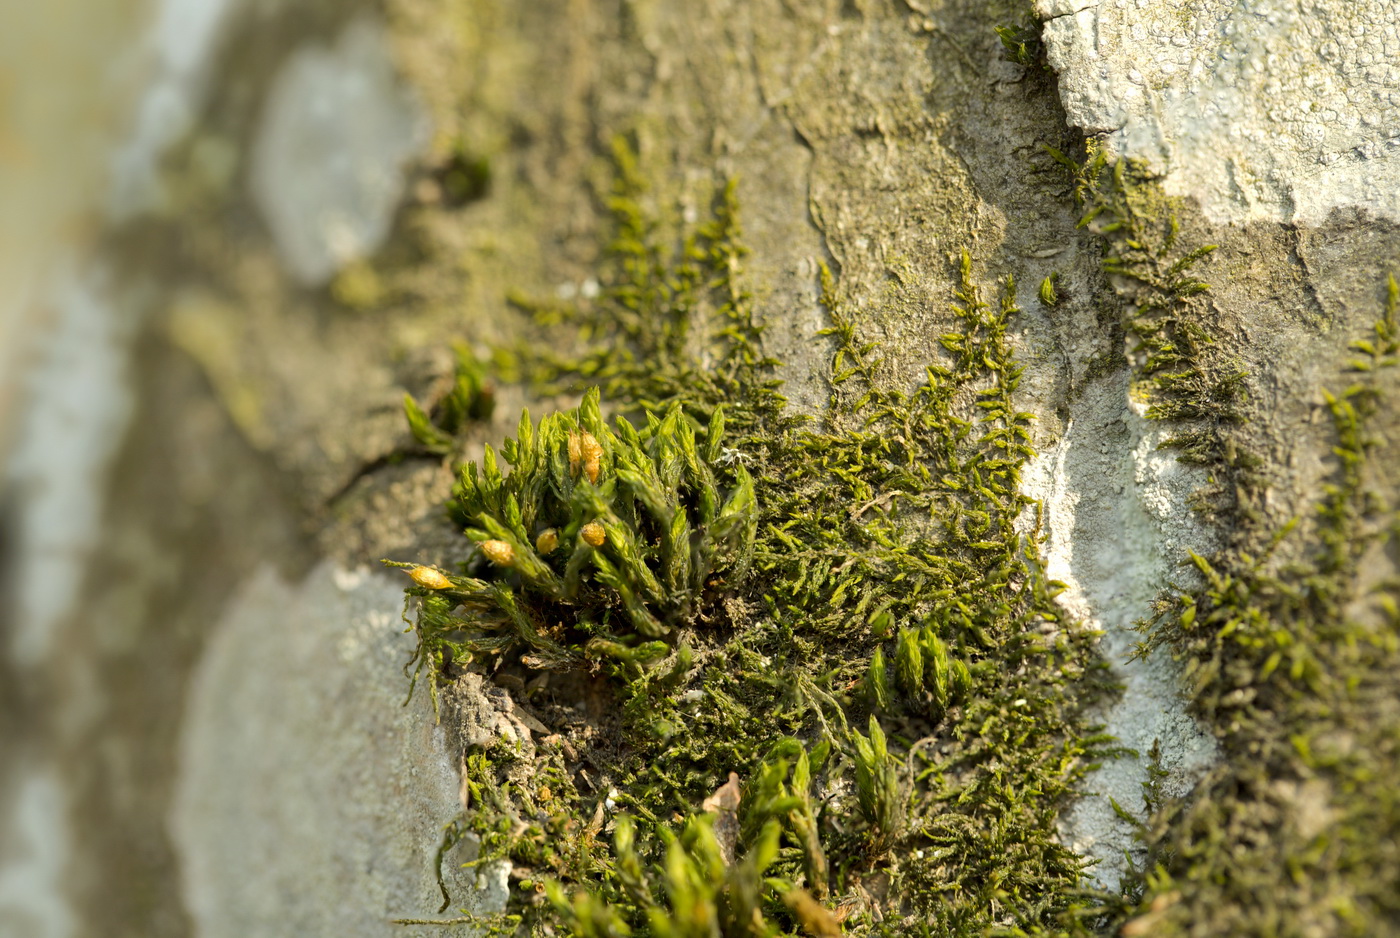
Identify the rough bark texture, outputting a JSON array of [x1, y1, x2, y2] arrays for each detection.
[[3, 1, 1400, 936]]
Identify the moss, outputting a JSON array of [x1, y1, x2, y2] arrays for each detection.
[[350, 3, 1400, 932], [993, 2, 1047, 70], [1062, 133, 1400, 935], [387, 388, 756, 715], [433, 144, 492, 207], [389, 139, 1117, 935], [1102, 277, 1400, 937], [1047, 143, 1251, 495], [1108, 280, 1394, 938], [403, 345, 498, 457], [386, 71, 1400, 938]]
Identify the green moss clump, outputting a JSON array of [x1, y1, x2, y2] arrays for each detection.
[[994, 5, 1046, 70], [390, 140, 1115, 936], [1050, 144, 1250, 494], [504, 138, 784, 438], [404, 345, 497, 455], [389, 388, 755, 712]]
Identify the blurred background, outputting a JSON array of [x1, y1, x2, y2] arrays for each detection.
[[0, 0, 655, 931], [0, 2, 457, 934]]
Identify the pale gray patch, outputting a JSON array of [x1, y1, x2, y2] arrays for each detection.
[[107, 0, 243, 219], [5, 262, 136, 668], [171, 562, 507, 936], [0, 769, 75, 938], [1022, 378, 1218, 890], [1037, 0, 1400, 226], [250, 18, 430, 286]]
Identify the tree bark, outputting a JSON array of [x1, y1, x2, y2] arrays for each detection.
[[3, 1, 1399, 936]]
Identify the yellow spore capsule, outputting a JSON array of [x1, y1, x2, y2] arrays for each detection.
[[579, 431, 603, 483], [480, 539, 516, 566], [567, 430, 583, 477], [535, 528, 559, 554], [580, 522, 606, 547], [406, 566, 452, 589]]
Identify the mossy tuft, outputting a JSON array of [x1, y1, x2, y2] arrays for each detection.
[[387, 137, 1119, 937], [387, 387, 756, 712], [1111, 276, 1400, 936], [404, 345, 497, 455], [1048, 143, 1249, 496]]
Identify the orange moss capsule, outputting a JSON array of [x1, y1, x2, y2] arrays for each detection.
[[568, 430, 604, 483], [580, 522, 606, 547], [406, 565, 452, 590], [579, 432, 603, 483], [480, 539, 516, 566], [567, 430, 583, 477], [535, 528, 559, 554]]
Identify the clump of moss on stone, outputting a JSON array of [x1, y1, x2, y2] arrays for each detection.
[[388, 387, 756, 711], [403, 344, 497, 455], [392, 140, 1116, 936], [1109, 278, 1400, 937], [504, 137, 784, 439], [1066, 134, 1400, 934], [1049, 143, 1252, 512], [993, 2, 1047, 70]]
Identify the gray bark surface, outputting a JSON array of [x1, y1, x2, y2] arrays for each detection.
[[3, 1, 1398, 935]]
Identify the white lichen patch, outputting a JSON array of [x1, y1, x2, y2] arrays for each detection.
[[250, 17, 430, 286], [4, 263, 136, 669], [1037, 0, 1400, 226], [1022, 378, 1218, 889], [107, 0, 243, 220], [171, 562, 503, 936], [0, 769, 75, 938]]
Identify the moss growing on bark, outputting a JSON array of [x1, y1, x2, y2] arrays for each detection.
[[361, 2, 1400, 932], [388, 389, 756, 715], [1068, 137, 1400, 936], [1048, 144, 1251, 503], [1111, 280, 1400, 937], [403, 346, 497, 456], [390, 142, 1117, 935]]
